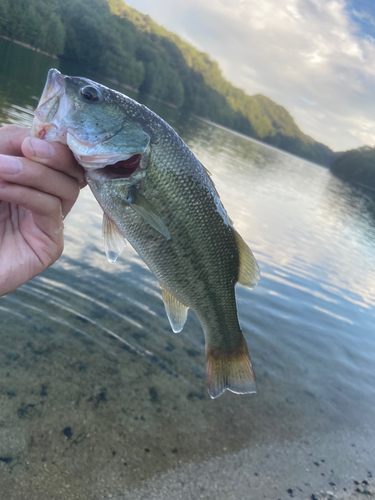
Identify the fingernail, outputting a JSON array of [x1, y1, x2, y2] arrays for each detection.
[[0, 154, 23, 174], [29, 137, 56, 159]]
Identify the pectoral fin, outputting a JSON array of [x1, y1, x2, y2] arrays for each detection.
[[160, 286, 189, 333], [127, 192, 171, 239], [234, 230, 260, 289], [102, 213, 127, 264]]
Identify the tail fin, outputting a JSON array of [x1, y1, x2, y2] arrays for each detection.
[[206, 334, 257, 399]]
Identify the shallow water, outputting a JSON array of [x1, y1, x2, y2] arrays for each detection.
[[0, 39, 374, 499]]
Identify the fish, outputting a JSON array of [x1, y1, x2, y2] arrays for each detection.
[[31, 68, 260, 399]]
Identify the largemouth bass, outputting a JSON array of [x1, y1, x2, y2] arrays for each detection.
[[31, 69, 260, 398]]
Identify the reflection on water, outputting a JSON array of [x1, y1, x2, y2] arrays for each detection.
[[1, 38, 375, 499]]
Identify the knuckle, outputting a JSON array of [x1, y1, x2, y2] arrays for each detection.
[[47, 196, 62, 217], [72, 182, 80, 201], [54, 244, 64, 261], [0, 125, 28, 155], [78, 172, 87, 188], [47, 242, 64, 267]]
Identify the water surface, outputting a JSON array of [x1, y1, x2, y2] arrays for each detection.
[[0, 39, 374, 500]]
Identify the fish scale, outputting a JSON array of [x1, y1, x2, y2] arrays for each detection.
[[32, 68, 260, 398]]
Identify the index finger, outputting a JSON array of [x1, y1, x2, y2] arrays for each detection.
[[21, 136, 87, 188], [0, 125, 30, 156]]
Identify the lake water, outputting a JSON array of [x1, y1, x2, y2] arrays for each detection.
[[0, 39, 374, 500]]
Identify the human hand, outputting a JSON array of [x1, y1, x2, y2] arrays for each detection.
[[0, 125, 86, 297]]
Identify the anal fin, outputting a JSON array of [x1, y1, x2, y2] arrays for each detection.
[[234, 230, 260, 289], [206, 333, 256, 399], [102, 213, 127, 264], [160, 286, 189, 333]]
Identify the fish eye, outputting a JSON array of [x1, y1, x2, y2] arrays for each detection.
[[80, 86, 101, 102]]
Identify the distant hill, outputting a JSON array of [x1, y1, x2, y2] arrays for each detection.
[[330, 147, 375, 189], [0, 0, 335, 166]]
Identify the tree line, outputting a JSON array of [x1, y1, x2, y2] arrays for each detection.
[[330, 147, 375, 189], [0, 0, 335, 166]]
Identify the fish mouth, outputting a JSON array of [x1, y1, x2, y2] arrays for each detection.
[[102, 154, 142, 179], [86, 154, 143, 182], [32, 69, 72, 143], [35, 69, 64, 121]]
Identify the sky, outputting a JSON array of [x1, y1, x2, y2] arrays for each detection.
[[124, 0, 375, 152]]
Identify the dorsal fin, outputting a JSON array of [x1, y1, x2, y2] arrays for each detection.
[[234, 230, 260, 289], [202, 163, 212, 176], [102, 213, 127, 264], [160, 286, 189, 333]]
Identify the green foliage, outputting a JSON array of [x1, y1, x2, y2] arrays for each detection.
[[0, 0, 65, 54], [108, 0, 334, 165], [330, 147, 375, 188], [1, 0, 335, 165]]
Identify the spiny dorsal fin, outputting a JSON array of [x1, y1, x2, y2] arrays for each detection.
[[102, 213, 127, 264], [160, 286, 189, 333], [234, 230, 260, 289], [202, 163, 212, 177], [127, 192, 171, 240]]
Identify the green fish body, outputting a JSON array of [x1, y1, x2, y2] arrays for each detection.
[[32, 69, 260, 398]]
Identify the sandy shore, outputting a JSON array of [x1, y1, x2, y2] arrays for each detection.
[[120, 428, 374, 500], [332, 477, 374, 500]]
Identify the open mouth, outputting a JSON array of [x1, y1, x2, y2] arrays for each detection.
[[102, 154, 142, 179]]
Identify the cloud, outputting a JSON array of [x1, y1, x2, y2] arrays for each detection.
[[351, 7, 375, 31], [126, 0, 375, 151]]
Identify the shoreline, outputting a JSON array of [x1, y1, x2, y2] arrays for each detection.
[[104, 76, 178, 108], [121, 428, 375, 500], [0, 37, 178, 109], [0, 36, 58, 59]]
